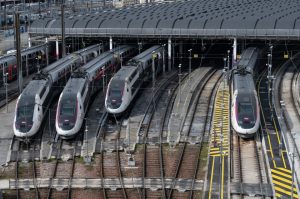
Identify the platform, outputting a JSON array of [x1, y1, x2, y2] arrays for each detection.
[[167, 67, 212, 145], [0, 99, 16, 165]]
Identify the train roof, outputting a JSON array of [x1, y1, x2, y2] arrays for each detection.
[[233, 73, 255, 94], [21, 43, 47, 56], [112, 66, 137, 80], [235, 47, 258, 73], [74, 44, 102, 57], [130, 45, 162, 62], [21, 79, 47, 97], [62, 77, 86, 95], [0, 54, 16, 64], [43, 53, 81, 74], [76, 45, 132, 78]]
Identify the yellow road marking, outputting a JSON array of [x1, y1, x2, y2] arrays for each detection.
[[272, 117, 287, 168], [277, 167, 292, 174], [267, 132, 277, 168], [273, 180, 297, 192], [257, 70, 277, 168], [272, 174, 293, 184], [274, 186, 299, 198], [281, 151, 287, 169], [271, 169, 292, 179]]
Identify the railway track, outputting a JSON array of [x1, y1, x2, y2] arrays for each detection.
[[46, 136, 77, 199], [12, 137, 40, 199], [231, 132, 264, 199], [101, 116, 129, 199], [137, 72, 179, 198], [275, 55, 300, 197], [230, 68, 268, 199], [0, 88, 19, 109], [258, 56, 299, 198], [165, 69, 219, 199]]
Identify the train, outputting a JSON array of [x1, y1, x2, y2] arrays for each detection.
[[0, 43, 55, 86], [55, 45, 136, 139], [13, 44, 102, 139], [231, 47, 260, 138], [105, 45, 163, 115]]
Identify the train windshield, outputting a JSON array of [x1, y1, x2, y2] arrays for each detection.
[[110, 89, 122, 98], [58, 94, 77, 130], [17, 96, 35, 119], [60, 96, 76, 117], [18, 105, 34, 118], [15, 95, 35, 132], [107, 79, 125, 109], [236, 93, 256, 129], [109, 79, 125, 98]]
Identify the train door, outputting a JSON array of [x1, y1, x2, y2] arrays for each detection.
[[6, 62, 13, 81]]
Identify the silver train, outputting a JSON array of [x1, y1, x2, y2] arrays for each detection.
[[105, 45, 163, 115], [55, 45, 136, 138], [231, 47, 260, 138], [13, 44, 102, 138]]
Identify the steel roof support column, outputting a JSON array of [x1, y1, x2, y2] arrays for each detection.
[[232, 37, 237, 66], [25, 55, 28, 77], [56, 37, 59, 60], [28, 36, 32, 48], [162, 44, 166, 75], [15, 13, 22, 94], [61, 4, 66, 58], [179, 41, 183, 64], [45, 37, 49, 66], [168, 38, 171, 71], [109, 37, 113, 51]]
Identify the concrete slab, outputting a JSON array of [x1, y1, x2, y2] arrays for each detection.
[[81, 92, 106, 157], [168, 67, 211, 145], [0, 99, 16, 139], [4, 177, 203, 190], [0, 99, 16, 165]]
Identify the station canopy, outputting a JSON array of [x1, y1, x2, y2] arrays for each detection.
[[29, 0, 300, 39]]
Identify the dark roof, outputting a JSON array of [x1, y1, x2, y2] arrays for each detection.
[[29, 0, 300, 39]]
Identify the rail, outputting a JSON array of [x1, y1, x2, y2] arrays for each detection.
[[168, 69, 216, 198]]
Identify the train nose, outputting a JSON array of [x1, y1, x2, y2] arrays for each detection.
[[59, 119, 75, 130], [243, 117, 250, 123], [109, 99, 122, 109], [16, 120, 33, 133]]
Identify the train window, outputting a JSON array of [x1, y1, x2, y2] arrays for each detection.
[[60, 101, 76, 116], [17, 105, 34, 118], [81, 81, 88, 96], [17, 96, 35, 119], [40, 87, 46, 98], [237, 102, 253, 114], [132, 71, 137, 78]]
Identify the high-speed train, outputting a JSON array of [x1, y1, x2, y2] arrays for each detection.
[[13, 44, 102, 139], [55, 45, 136, 138], [231, 47, 260, 138], [105, 45, 163, 115], [0, 43, 54, 86]]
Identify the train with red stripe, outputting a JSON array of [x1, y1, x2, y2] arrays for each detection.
[[0, 43, 55, 86], [231, 47, 260, 138], [14, 44, 101, 139], [55, 45, 136, 138]]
